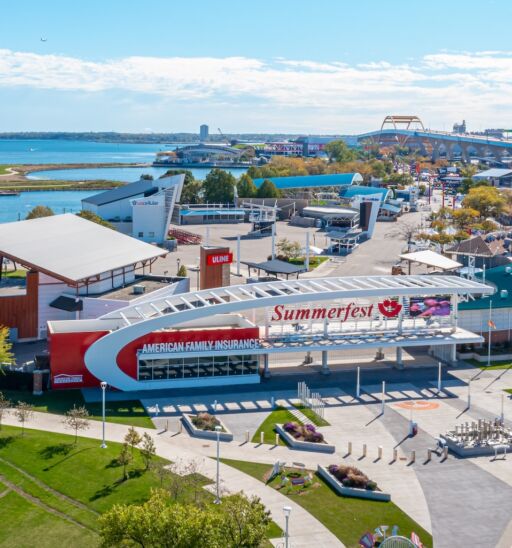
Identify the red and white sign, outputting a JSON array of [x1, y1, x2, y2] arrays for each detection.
[[270, 300, 402, 323], [53, 373, 83, 384], [207, 252, 233, 266]]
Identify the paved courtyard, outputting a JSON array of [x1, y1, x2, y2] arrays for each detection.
[[134, 362, 512, 548]]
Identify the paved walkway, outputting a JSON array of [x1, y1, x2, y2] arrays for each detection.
[[2, 410, 343, 548]]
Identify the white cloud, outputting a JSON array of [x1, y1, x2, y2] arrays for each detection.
[[0, 49, 512, 132]]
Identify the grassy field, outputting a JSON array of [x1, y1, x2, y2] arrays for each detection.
[[465, 359, 512, 370], [221, 459, 433, 548], [0, 165, 13, 176], [0, 426, 280, 547], [2, 389, 154, 429], [291, 403, 330, 426], [0, 180, 124, 191], [1, 269, 27, 279], [289, 256, 329, 270], [251, 406, 297, 445], [0, 483, 98, 548]]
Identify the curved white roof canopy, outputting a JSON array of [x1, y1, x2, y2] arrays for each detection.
[[84, 275, 493, 390]]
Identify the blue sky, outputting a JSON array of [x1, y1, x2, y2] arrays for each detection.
[[1, 0, 512, 133]]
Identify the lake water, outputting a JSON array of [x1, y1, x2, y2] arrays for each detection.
[[0, 190, 98, 223], [0, 139, 248, 223], [28, 166, 247, 182], [0, 139, 172, 164]]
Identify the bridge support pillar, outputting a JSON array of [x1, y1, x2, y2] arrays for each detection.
[[321, 351, 330, 375], [375, 347, 385, 360], [395, 347, 404, 370]]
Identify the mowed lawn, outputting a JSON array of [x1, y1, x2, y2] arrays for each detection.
[[2, 389, 154, 428], [0, 483, 98, 548], [0, 426, 281, 547], [221, 458, 433, 548], [251, 406, 298, 445], [465, 359, 512, 371]]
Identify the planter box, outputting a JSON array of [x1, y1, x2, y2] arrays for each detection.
[[182, 414, 233, 442], [275, 424, 335, 453], [317, 465, 391, 501]]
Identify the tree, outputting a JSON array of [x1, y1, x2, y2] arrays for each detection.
[[117, 443, 133, 480], [451, 208, 479, 229], [63, 405, 90, 443], [140, 432, 156, 470], [276, 238, 302, 260], [14, 402, 34, 436], [0, 392, 10, 431], [26, 205, 54, 220], [462, 186, 506, 219], [217, 493, 271, 548], [140, 174, 154, 180], [0, 326, 14, 372], [177, 264, 188, 277], [236, 174, 257, 198], [76, 210, 115, 230], [124, 426, 142, 456], [256, 179, 281, 199], [180, 179, 203, 204], [324, 140, 357, 163], [202, 169, 236, 203], [99, 489, 221, 548]]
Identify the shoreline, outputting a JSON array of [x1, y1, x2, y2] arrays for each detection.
[[0, 162, 151, 191]]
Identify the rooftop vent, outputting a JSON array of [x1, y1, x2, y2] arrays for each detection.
[[500, 289, 508, 299], [133, 284, 146, 295]]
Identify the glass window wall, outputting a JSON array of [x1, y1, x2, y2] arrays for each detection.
[[137, 354, 260, 381]]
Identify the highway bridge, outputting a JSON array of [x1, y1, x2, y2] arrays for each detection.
[[358, 116, 512, 161]]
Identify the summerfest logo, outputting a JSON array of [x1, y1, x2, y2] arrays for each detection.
[[271, 299, 402, 323]]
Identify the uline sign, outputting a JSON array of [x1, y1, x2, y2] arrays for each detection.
[[270, 299, 402, 323]]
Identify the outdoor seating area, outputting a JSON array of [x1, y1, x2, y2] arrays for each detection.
[[441, 418, 512, 457]]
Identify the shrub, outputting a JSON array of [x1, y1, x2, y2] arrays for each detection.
[[366, 480, 377, 491], [347, 473, 368, 489], [192, 412, 220, 431], [304, 430, 324, 443], [283, 422, 299, 433]]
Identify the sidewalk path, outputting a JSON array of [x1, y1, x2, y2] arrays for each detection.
[[3, 411, 343, 548]]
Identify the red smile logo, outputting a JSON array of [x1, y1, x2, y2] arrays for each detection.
[[378, 299, 402, 318]]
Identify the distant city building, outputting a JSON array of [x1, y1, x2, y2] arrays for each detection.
[[199, 124, 209, 141], [453, 120, 467, 133]]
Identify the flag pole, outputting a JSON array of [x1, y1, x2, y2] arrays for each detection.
[[487, 299, 492, 367]]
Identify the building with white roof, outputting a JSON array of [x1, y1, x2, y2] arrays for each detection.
[[0, 214, 187, 340], [473, 168, 512, 188]]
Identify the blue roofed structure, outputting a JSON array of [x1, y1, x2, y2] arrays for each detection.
[[339, 185, 391, 202], [252, 173, 362, 189]]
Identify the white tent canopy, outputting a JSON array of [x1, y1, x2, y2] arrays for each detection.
[[399, 250, 462, 272]]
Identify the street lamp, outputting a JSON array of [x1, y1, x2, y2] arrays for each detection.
[[283, 505, 292, 548], [214, 425, 222, 504], [176, 258, 181, 275], [100, 381, 107, 449]]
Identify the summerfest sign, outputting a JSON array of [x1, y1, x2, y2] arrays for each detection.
[[270, 299, 402, 323]]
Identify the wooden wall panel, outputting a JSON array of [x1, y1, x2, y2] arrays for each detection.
[[0, 271, 38, 339]]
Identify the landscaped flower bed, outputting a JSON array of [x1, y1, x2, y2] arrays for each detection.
[[275, 422, 335, 453], [182, 412, 233, 441], [284, 421, 325, 443], [318, 464, 390, 501]]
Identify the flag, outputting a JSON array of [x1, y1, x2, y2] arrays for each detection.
[[488, 319, 496, 329]]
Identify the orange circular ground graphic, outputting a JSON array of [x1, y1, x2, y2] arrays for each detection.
[[393, 400, 440, 411]]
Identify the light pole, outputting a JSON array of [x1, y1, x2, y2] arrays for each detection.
[[100, 381, 107, 449], [283, 505, 292, 548], [214, 425, 222, 504]]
